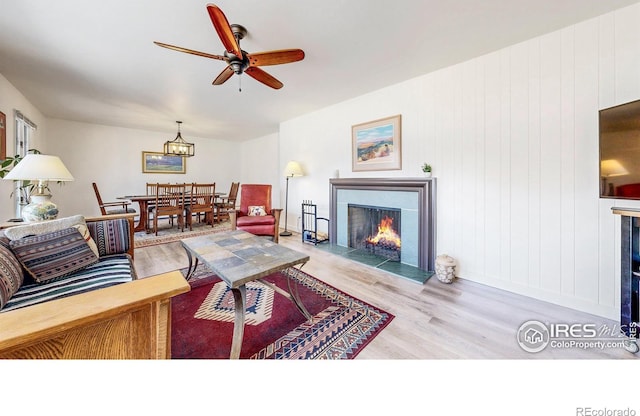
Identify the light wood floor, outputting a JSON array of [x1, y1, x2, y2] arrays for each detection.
[[134, 229, 638, 359]]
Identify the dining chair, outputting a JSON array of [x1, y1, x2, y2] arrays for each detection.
[[150, 183, 186, 235], [145, 182, 159, 230], [230, 184, 282, 243], [145, 182, 179, 230], [146, 183, 158, 196], [215, 181, 240, 224], [185, 183, 216, 230], [92, 182, 136, 216]]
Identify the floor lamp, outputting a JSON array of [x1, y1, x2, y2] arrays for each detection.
[[280, 161, 304, 237]]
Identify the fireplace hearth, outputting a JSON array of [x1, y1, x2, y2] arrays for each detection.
[[329, 177, 436, 277]]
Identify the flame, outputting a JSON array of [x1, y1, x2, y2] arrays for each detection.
[[366, 216, 401, 248]]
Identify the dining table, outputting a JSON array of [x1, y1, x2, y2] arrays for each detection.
[[118, 192, 226, 233]]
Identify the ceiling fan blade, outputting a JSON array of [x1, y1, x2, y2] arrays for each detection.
[[154, 41, 227, 61], [206, 4, 242, 58], [245, 67, 284, 89], [213, 65, 234, 85], [248, 49, 305, 67]]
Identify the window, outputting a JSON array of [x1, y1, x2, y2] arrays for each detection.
[[13, 111, 37, 217]]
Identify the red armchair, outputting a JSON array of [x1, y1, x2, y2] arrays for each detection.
[[230, 184, 282, 243]]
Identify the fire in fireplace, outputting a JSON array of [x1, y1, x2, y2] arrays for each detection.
[[348, 204, 401, 262], [365, 216, 401, 261]]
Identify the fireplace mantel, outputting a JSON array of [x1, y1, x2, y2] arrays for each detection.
[[329, 177, 437, 271]]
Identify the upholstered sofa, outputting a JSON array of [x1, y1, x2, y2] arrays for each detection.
[[0, 213, 189, 359]]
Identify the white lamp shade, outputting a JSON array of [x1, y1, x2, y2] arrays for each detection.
[[601, 159, 629, 178], [284, 161, 304, 177], [4, 154, 74, 182]]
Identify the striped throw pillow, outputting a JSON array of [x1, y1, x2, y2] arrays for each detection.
[[0, 244, 24, 310], [10, 227, 99, 283]]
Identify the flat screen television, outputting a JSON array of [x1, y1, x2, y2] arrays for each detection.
[[599, 99, 640, 199]]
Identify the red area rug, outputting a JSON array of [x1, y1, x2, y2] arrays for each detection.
[[171, 266, 394, 359]]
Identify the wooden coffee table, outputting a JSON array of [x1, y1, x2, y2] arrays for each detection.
[[180, 229, 312, 359]]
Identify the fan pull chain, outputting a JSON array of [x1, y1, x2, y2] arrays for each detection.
[[238, 74, 242, 92]]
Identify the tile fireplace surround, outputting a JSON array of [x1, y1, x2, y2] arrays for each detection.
[[329, 177, 437, 274]]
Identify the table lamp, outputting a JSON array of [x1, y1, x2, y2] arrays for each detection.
[[600, 159, 629, 196], [4, 154, 75, 221], [280, 160, 304, 237]]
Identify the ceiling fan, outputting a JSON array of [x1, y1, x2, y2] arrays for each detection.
[[154, 3, 305, 90]]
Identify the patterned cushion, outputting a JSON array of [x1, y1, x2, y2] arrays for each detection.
[[85, 218, 131, 257], [248, 205, 267, 216], [4, 215, 100, 258], [0, 244, 24, 310], [10, 227, 99, 283], [0, 230, 10, 249], [1, 254, 134, 312]]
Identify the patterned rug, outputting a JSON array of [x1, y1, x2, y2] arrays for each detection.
[[134, 220, 231, 248], [171, 266, 394, 359]]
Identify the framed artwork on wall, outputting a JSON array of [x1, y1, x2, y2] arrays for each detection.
[[142, 151, 186, 174], [351, 114, 402, 172], [0, 111, 5, 160]]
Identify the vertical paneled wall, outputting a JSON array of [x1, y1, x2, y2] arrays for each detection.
[[421, 5, 640, 318], [279, 3, 640, 318]]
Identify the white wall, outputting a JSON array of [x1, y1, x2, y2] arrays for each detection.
[[238, 132, 279, 183], [46, 119, 241, 218], [0, 70, 265, 221], [238, 132, 281, 205], [0, 74, 48, 220], [0, 75, 243, 220], [277, 3, 640, 319]]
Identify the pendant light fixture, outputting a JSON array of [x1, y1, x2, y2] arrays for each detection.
[[164, 121, 195, 157]]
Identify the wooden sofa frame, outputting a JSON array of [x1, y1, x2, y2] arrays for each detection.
[[0, 214, 189, 359]]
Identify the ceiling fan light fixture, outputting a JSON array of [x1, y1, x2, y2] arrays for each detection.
[[230, 60, 244, 74], [154, 4, 304, 90], [164, 121, 195, 157]]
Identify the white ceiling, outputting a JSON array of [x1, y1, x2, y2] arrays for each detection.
[[0, 0, 638, 142]]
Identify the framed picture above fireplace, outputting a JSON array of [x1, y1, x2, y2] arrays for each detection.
[[351, 114, 402, 172]]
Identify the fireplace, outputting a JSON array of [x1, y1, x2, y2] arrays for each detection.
[[348, 204, 401, 262], [330, 177, 436, 272]]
